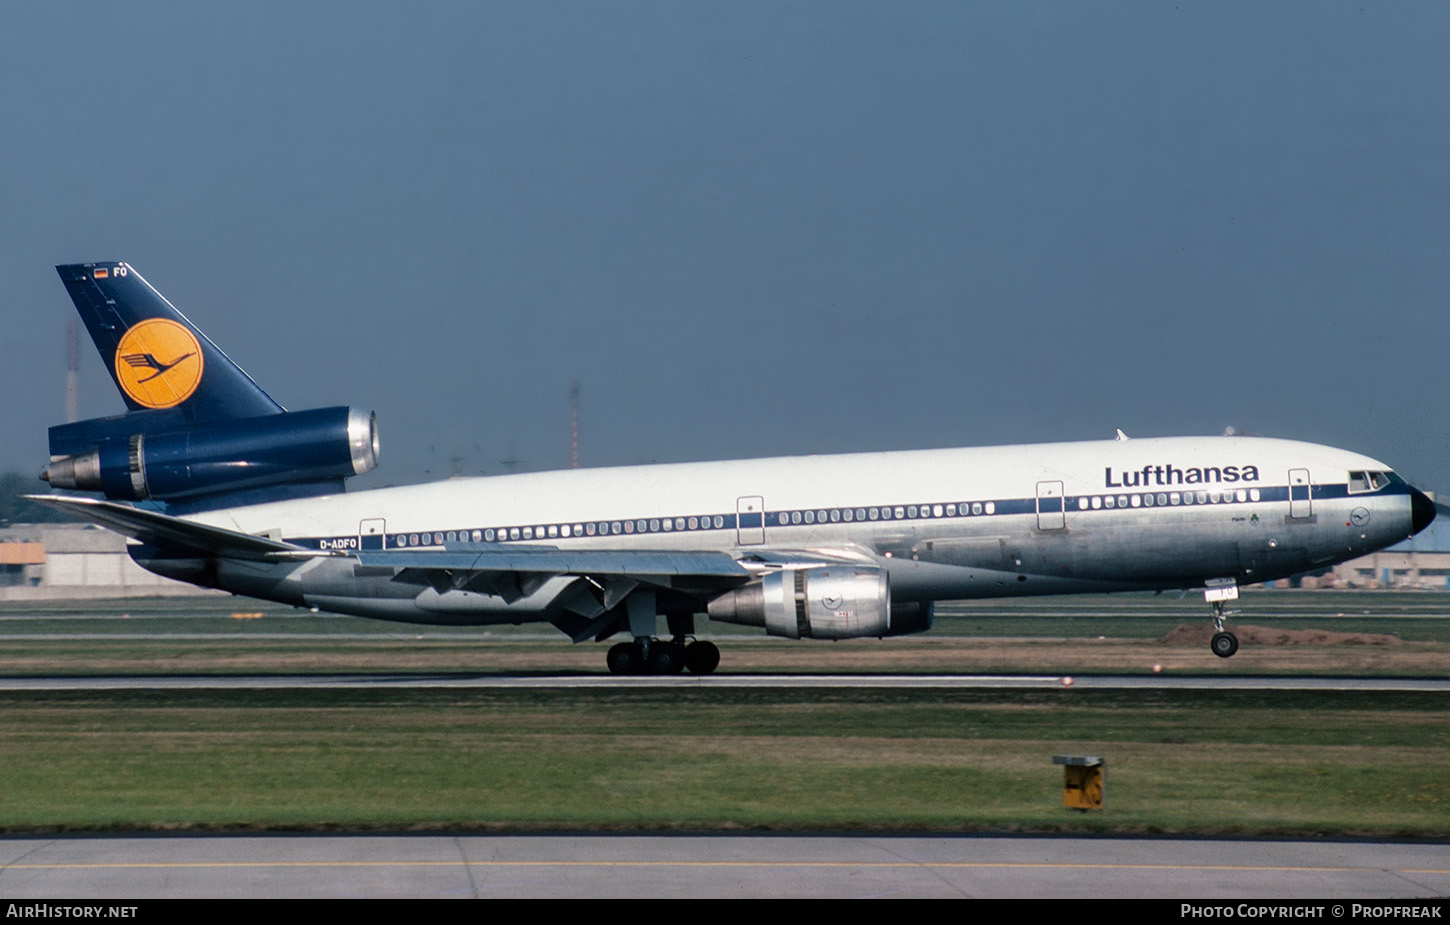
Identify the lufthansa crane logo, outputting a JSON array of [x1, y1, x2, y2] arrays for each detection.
[[113, 318, 204, 408]]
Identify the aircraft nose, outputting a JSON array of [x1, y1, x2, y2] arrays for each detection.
[[1410, 486, 1436, 536]]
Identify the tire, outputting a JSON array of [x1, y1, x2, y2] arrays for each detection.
[[684, 640, 720, 675], [1211, 631, 1239, 659], [648, 642, 685, 675], [607, 642, 643, 674]]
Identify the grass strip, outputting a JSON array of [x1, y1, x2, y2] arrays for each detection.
[[0, 689, 1444, 836]]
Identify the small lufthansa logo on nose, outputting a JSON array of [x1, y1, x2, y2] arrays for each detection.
[[114, 318, 204, 408]]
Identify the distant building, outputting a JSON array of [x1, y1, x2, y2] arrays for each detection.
[[0, 523, 217, 599], [1322, 507, 1450, 590]]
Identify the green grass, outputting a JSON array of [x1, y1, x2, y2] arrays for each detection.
[[0, 689, 1445, 836], [0, 593, 1446, 835]]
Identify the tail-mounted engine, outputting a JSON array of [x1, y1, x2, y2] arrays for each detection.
[[706, 565, 932, 639], [41, 406, 379, 503]]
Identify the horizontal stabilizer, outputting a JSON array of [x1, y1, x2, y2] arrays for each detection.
[[26, 495, 323, 562]]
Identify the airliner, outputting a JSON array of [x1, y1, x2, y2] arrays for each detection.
[[33, 262, 1436, 674]]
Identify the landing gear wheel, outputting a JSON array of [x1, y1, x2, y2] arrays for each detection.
[[1210, 631, 1239, 659], [607, 642, 645, 675], [683, 640, 720, 675], [648, 642, 686, 675]]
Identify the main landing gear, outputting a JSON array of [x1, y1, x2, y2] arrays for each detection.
[[606, 593, 720, 674], [606, 638, 720, 675]]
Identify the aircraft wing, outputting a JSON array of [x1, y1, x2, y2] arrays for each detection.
[[359, 547, 757, 643], [358, 547, 752, 581], [26, 495, 324, 562], [357, 546, 753, 609]]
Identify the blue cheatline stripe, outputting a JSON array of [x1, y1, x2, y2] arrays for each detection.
[[294, 479, 1400, 551]]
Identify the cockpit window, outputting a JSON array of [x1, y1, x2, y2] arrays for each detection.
[[1348, 471, 1392, 494]]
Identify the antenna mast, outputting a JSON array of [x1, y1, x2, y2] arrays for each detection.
[[569, 379, 580, 469], [65, 319, 79, 423]]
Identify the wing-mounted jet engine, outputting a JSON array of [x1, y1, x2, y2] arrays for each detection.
[[706, 566, 932, 639]]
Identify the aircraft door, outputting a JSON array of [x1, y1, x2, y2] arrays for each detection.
[[1036, 481, 1065, 530], [1288, 469, 1312, 519], [737, 496, 765, 545], [359, 518, 387, 550]]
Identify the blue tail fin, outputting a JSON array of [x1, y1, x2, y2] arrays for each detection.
[[57, 261, 284, 422]]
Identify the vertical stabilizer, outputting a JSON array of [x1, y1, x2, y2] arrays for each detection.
[[55, 262, 284, 423]]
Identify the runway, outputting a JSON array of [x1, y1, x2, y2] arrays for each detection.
[[1, 673, 1446, 691], [1, 834, 1447, 898]]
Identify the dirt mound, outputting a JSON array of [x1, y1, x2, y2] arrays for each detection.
[[1158, 624, 1402, 647]]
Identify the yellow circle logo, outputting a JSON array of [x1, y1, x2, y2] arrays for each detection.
[[114, 319, 204, 409]]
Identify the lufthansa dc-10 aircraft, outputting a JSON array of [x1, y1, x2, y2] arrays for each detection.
[[33, 262, 1436, 674]]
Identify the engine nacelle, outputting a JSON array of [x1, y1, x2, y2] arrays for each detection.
[[42, 406, 379, 503], [706, 566, 931, 639]]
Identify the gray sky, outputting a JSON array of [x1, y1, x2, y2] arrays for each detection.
[[2, 1, 1447, 491]]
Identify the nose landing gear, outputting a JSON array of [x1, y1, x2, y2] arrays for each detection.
[[1204, 579, 1240, 658], [1209, 599, 1239, 659]]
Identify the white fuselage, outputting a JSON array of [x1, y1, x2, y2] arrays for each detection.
[[153, 435, 1421, 626]]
